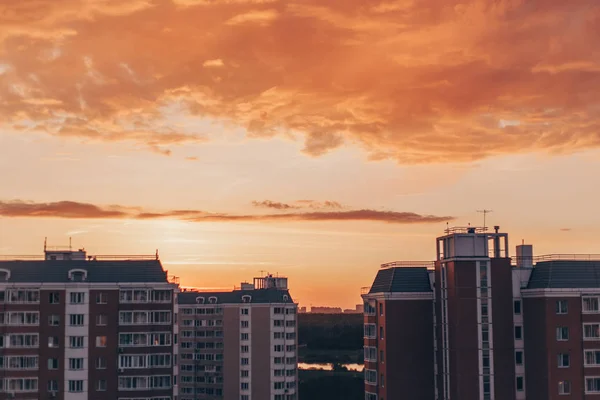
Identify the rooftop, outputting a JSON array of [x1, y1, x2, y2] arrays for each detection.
[[0, 258, 176, 284], [527, 260, 600, 289], [366, 267, 432, 294], [178, 288, 294, 304]]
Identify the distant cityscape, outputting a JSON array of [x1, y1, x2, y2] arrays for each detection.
[[298, 305, 363, 314]]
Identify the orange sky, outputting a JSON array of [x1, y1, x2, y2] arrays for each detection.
[[1, 0, 600, 308]]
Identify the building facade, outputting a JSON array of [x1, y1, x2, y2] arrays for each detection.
[[177, 275, 298, 400], [363, 226, 600, 400], [0, 247, 179, 400]]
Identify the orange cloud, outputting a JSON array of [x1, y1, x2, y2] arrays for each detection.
[[252, 200, 300, 210], [1, 0, 599, 162], [0, 200, 453, 224]]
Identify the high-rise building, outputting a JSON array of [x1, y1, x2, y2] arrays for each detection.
[[0, 246, 179, 400], [363, 226, 600, 400], [177, 275, 298, 400]]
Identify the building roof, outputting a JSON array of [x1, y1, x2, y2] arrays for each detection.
[[527, 260, 600, 289], [0, 260, 169, 283], [369, 267, 432, 294], [178, 288, 294, 305]]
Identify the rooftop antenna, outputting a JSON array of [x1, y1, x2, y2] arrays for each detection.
[[69, 237, 72, 251], [44, 237, 47, 252], [477, 209, 493, 230], [155, 249, 159, 260]]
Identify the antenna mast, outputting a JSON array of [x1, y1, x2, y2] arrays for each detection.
[[476, 209, 493, 231]]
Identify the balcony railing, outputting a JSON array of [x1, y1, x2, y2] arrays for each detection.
[[513, 254, 600, 265], [380, 261, 435, 269]]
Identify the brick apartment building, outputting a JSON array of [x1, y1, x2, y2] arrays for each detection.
[[177, 275, 298, 400], [363, 226, 600, 400], [0, 246, 179, 400]]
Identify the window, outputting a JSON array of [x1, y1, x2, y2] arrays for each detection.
[[69, 358, 84, 370], [380, 373, 385, 387], [272, 320, 282, 327], [49, 292, 60, 304], [69, 292, 85, 304], [556, 300, 568, 314], [365, 394, 377, 400], [558, 353, 570, 368], [559, 380, 571, 395], [241, 358, 249, 365], [96, 292, 108, 304], [68, 380, 84, 392], [586, 377, 600, 394], [97, 379, 107, 391], [364, 346, 377, 362], [96, 357, 106, 369], [585, 350, 600, 366], [96, 314, 107, 326], [9, 334, 38, 348], [241, 370, 249, 378], [380, 350, 384, 363], [47, 380, 58, 392], [585, 324, 600, 340], [241, 382, 250, 390], [365, 369, 377, 385], [69, 314, 84, 326], [515, 351, 523, 365], [379, 326, 384, 340], [241, 345, 249, 353], [584, 297, 600, 313], [241, 333, 249, 341], [242, 295, 251, 303], [48, 315, 60, 326], [514, 300, 522, 315], [516, 376, 524, 391], [151, 289, 172, 303], [69, 336, 84, 348], [364, 324, 376, 339], [557, 326, 569, 341], [379, 303, 383, 316], [242, 320, 250, 328], [515, 326, 523, 340], [48, 336, 59, 348], [48, 358, 59, 370], [241, 308, 249, 315], [96, 336, 107, 347]]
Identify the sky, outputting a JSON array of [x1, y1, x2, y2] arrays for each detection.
[[0, 0, 600, 308]]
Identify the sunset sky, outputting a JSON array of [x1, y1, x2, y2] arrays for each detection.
[[1, 0, 600, 308]]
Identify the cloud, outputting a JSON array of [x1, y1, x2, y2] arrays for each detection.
[[560, 228, 572, 232], [252, 200, 299, 210], [295, 200, 343, 209], [0, 199, 453, 225], [0, 200, 127, 219], [1, 0, 599, 162]]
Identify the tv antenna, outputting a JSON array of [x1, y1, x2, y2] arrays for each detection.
[[477, 209, 493, 230]]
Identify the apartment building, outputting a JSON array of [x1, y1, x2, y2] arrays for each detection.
[[362, 226, 600, 400], [0, 246, 179, 400], [177, 275, 298, 400]]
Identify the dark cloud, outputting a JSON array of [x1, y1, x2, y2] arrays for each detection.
[[0, 200, 453, 224]]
